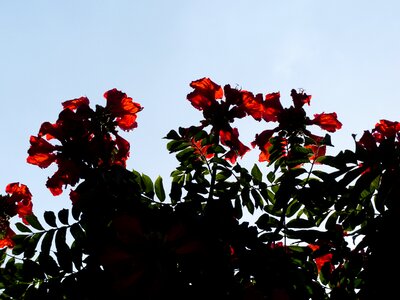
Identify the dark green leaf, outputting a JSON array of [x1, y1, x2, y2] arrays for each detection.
[[11, 235, 28, 256], [44, 211, 57, 227], [141, 173, 154, 197], [216, 169, 232, 181], [286, 218, 315, 229], [41, 230, 55, 255], [38, 253, 59, 276], [251, 164, 263, 183], [15, 222, 32, 233], [154, 176, 166, 202], [286, 199, 302, 218], [256, 214, 271, 231], [25, 214, 45, 231], [71, 242, 83, 270], [70, 223, 86, 245], [58, 209, 69, 226], [24, 233, 43, 259], [55, 228, 72, 273], [250, 189, 263, 209], [164, 129, 180, 140], [267, 171, 275, 183]]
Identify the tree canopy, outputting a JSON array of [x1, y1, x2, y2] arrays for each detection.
[[0, 78, 398, 299]]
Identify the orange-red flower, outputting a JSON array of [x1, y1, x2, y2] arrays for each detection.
[[311, 112, 342, 133], [104, 88, 143, 131], [191, 138, 215, 160], [308, 244, 334, 273], [5, 182, 33, 224], [219, 128, 250, 164], [248, 89, 341, 164], [62, 96, 90, 111], [187, 77, 224, 110], [0, 183, 33, 248], [240, 91, 283, 122], [372, 119, 400, 142], [0, 227, 15, 249], [27, 89, 142, 198], [355, 119, 400, 177], [186, 78, 251, 163]]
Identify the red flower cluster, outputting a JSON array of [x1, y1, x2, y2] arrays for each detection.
[[187, 78, 342, 165], [356, 119, 400, 176], [187, 78, 250, 164], [0, 183, 33, 248], [27, 89, 143, 197], [248, 89, 342, 163]]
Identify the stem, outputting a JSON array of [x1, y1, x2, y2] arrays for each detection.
[[208, 161, 218, 202]]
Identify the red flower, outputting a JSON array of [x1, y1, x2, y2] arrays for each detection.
[[251, 130, 276, 162], [26, 135, 57, 168], [62, 96, 90, 111], [219, 128, 250, 164], [248, 89, 341, 164], [186, 78, 251, 163], [187, 77, 223, 110], [311, 112, 342, 133], [263, 92, 284, 122], [27, 89, 142, 198], [104, 88, 143, 131], [45, 160, 81, 196], [372, 119, 400, 142], [241, 91, 283, 122], [291, 88, 311, 108], [191, 138, 215, 160], [0, 183, 33, 248], [5, 183, 33, 224], [0, 226, 15, 249], [308, 244, 334, 273]]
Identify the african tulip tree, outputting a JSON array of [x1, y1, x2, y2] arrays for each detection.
[[0, 78, 397, 299]]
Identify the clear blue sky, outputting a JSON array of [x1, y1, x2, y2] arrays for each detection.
[[1, 1, 400, 218]]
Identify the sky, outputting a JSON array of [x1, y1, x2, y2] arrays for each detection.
[[1, 0, 400, 222]]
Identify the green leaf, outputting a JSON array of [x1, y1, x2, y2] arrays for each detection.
[[251, 188, 264, 209], [166, 139, 190, 153], [70, 223, 86, 245], [22, 259, 44, 280], [25, 214, 45, 231], [11, 234, 28, 255], [267, 171, 276, 183], [169, 181, 182, 205], [55, 228, 72, 273], [286, 218, 315, 229], [58, 209, 69, 226], [164, 129, 180, 140], [251, 164, 263, 183], [44, 211, 57, 227], [38, 252, 59, 276], [0, 248, 7, 264], [154, 176, 166, 202], [71, 205, 81, 221], [286, 199, 302, 218], [256, 214, 271, 231], [24, 232, 43, 259], [41, 229, 55, 255], [176, 147, 195, 161], [71, 242, 83, 270], [215, 169, 232, 181], [141, 173, 154, 194], [15, 222, 32, 233]]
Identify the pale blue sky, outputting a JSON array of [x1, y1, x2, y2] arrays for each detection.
[[1, 1, 400, 218]]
